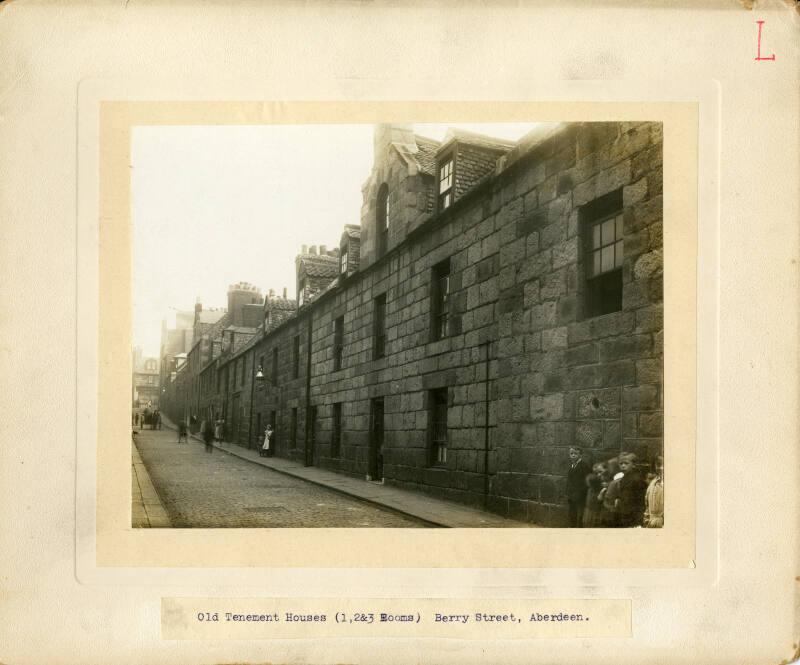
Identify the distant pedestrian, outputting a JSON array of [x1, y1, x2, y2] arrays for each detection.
[[261, 425, 274, 457], [155, 410, 162, 430], [203, 421, 214, 454], [214, 419, 223, 442], [566, 446, 591, 527], [177, 420, 188, 444]]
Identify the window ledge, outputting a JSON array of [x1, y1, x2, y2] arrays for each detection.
[[426, 338, 452, 356]]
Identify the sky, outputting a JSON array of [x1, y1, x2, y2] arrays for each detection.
[[132, 122, 541, 357]]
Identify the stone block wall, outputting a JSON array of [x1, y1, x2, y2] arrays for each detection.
[[360, 146, 435, 269], [179, 121, 663, 526], [490, 121, 663, 524]]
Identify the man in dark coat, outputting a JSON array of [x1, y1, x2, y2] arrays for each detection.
[[566, 446, 592, 527]]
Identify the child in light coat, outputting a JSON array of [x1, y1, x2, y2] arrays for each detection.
[[643, 455, 664, 528]]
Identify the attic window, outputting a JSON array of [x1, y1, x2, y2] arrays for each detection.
[[438, 157, 454, 211], [341, 245, 348, 274]]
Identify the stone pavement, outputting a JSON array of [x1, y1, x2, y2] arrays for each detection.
[[159, 417, 533, 528], [134, 427, 427, 528], [131, 440, 171, 527]]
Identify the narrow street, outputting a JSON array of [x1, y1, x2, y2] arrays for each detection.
[[133, 427, 428, 528]]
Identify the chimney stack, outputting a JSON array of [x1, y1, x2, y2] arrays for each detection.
[[320, 244, 327, 255], [374, 123, 416, 158], [283, 287, 287, 300], [268, 288, 275, 299]]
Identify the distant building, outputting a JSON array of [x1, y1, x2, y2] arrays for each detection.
[[132, 352, 160, 409], [159, 309, 195, 401]]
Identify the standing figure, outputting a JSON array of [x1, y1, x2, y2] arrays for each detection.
[[566, 446, 591, 527], [600, 461, 623, 528], [203, 420, 214, 454], [617, 452, 648, 527], [261, 425, 274, 458], [643, 455, 664, 528], [214, 418, 223, 443], [582, 462, 607, 528], [177, 420, 188, 444]]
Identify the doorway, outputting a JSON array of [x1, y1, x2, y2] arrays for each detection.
[[306, 405, 317, 466], [368, 397, 384, 482], [231, 394, 240, 444]]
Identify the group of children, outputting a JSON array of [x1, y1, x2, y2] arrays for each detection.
[[567, 446, 664, 528]]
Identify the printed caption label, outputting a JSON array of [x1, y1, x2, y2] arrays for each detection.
[[162, 597, 631, 639]]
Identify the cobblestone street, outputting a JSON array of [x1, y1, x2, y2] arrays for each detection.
[[133, 427, 428, 527]]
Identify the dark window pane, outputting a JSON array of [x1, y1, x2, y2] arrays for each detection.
[[585, 269, 623, 318], [591, 251, 601, 277], [431, 259, 451, 341]]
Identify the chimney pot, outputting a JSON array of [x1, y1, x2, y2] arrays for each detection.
[[320, 244, 327, 255], [269, 288, 275, 298], [283, 287, 287, 299], [301, 244, 308, 255], [310, 245, 318, 255]]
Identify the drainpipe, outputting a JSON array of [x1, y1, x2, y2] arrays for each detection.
[[481, 340, 492, 508], [247, 349, 256, 449], [303, 313, 314, 467]]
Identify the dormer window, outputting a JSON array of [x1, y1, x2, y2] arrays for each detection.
[[341, 246, 349, 274], [377, 183, 389, 257], [438, 157, 454, 211]]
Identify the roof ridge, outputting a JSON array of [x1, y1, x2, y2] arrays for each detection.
[[448, 127, 516, 146]]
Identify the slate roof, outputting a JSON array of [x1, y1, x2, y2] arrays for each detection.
[[266, 297, 297, 311], [298, 253, 339, 278], [201, 312, 231, 340], [439, 128, 516, 153], [225, 325, 258, 334], [414, 136, 441, 176]]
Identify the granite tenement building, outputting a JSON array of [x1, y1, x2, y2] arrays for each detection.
[[160, 121, 664, 526]]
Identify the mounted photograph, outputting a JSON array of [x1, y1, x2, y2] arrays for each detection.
[[131, 120, 664, 529]]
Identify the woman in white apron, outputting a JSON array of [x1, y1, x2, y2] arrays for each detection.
[[261, 425, 274, 457]]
